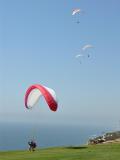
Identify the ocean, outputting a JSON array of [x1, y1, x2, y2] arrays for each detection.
[[0, 123, 109, 151]]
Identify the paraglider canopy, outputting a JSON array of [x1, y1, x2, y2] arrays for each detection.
[[82, 44, 94, 51], [72, 8, 81, 15], [82, 44, 94, 58], [75, 54, 83, 58], [25, 84, 58, 112]]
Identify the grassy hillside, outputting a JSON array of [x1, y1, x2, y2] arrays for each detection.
[[0, 143, 120, 160]]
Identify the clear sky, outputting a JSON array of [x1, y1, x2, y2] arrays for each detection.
[[0, 0, 120, 128]]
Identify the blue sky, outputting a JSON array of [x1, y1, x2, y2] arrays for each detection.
[[0, 0, 120, 128]]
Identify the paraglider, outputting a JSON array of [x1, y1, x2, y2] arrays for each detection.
[[72, 8, 83, 24], [75, 54, 84, 64], [25, 84, 58, 112], [25, 84, 58, 149], [82, 44, 94, 58]]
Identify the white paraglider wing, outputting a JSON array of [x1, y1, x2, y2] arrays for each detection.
[[27, 89, 42, 109], [72, 9, 80, 15], [82, 44, 94, 51], [75, 54, 83, 58]]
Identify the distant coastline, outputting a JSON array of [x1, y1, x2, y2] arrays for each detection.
[[88, 131, 120, 145]]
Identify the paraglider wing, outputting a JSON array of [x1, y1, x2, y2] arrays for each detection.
[[72, 9, 80, 15], [82, 44, 94, 51], [75, 54, 83, 58], [25, 84, 58, 111]]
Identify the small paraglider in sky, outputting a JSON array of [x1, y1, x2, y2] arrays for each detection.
[[72, 8, 83, 24], [75, 54, 84, 64], [25, 84, 58, 112], [82, 44, 94, 58]]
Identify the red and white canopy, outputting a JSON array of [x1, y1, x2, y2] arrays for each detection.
[[25, 84, 58, 111]]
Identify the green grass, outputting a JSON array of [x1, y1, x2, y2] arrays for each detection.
[[0, 143, 120, 160]]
